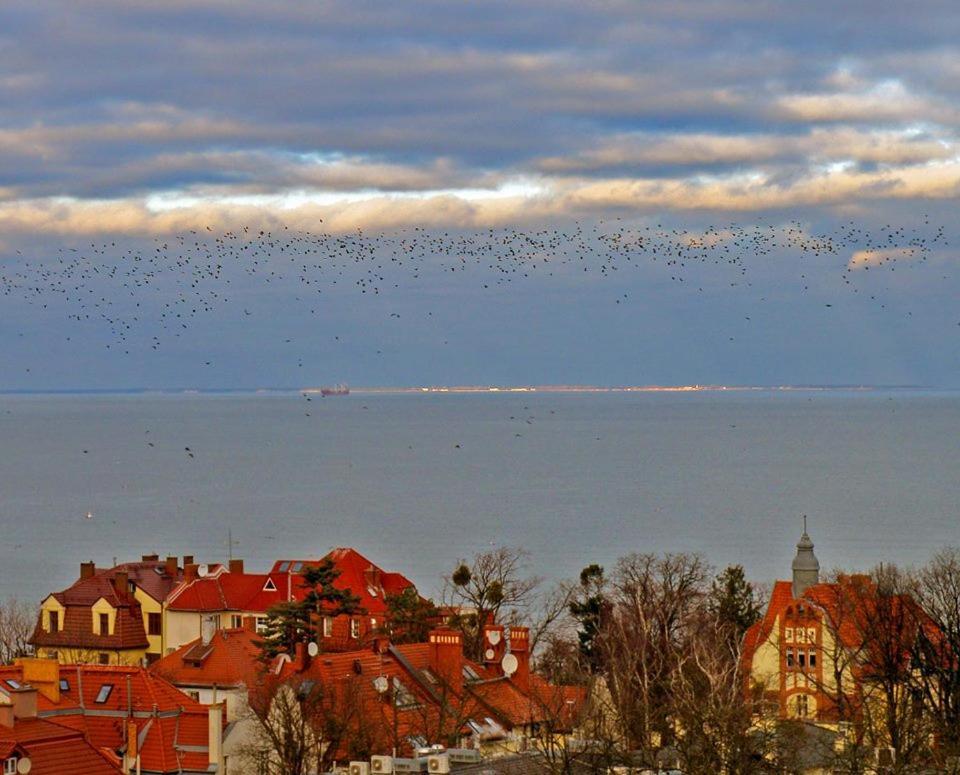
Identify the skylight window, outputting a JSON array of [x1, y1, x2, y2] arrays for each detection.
[[462, 665, 480, 682], [95, 684, 113, 703], [278, 562, 290, 572], [5, 680, 20, 690], [420, 668, 438, 685], [290, 562, 303, 572], [59, 679, 69, 692]]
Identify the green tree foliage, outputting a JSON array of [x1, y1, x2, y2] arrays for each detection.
[[708, 564, 762, 642], [568, 564, 606, 672], [384, 587, 438, 644], [258, 559, 364, 658]]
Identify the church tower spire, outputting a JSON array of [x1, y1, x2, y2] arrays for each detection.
[[792, 516, 820, 599]]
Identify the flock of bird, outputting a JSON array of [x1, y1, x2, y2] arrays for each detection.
[[1, 218, 950, 363], [0, 217, 953, 513]]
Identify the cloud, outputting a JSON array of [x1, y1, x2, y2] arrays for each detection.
[[848, 247, 923, 269]]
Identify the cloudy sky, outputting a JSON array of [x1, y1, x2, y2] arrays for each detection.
[[2, 0, 959, 389]]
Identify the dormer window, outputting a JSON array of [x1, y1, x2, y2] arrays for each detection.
[[5, 756, 19, 775]]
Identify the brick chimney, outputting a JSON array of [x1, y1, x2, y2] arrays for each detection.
[[506, 626, 530, 692], [141, 554, 159, 562], [183, 555, 194, 567], [10, 687, 37, 720], [113, 570, 130, 597], [80, 561, 96, 579], [165, 556, 178, 576], [481, 624, 506, 665], [294, 641, 312, 671], [229, 559, 244, 574], [208, 702, 224, 772], [184, 563, 199, 582], [429, 629, 463, 695]]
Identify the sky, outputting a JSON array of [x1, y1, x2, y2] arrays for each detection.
[[1, 0, 959, 389]]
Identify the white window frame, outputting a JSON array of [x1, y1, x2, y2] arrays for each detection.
[[350, 618, 360, 639], [323, 617, 333, 638], [4, 756, 17, 775]]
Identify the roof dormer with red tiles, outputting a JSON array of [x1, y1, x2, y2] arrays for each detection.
[[31, 564, 149, 666]]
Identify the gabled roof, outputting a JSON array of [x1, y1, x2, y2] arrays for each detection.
[[151, 628, 264, 689], [0, 663, 215, 775], [30, 574, 148, 651], [166, 571, 288, 612], [0, 717, 122, 775], [270, 547, 417, 615], [111, 560, 184, 604]]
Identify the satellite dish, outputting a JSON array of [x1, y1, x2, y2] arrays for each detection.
[[17, 758, 32, 774], [197, 564, 209, 577], [484, 649, 495, 661], [307, 642, 319, 658], [501, 653, 518, 676], [373, 675, 389, 694], [487, 630, 501, 645]]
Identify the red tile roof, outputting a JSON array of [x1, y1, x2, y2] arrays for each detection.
[[270, 547, 417, 616], [151, 628, 264, 689], [0, 717, 122, 775], [30, 572, 148, 651], [166, 569, 288, 612], [0, 663, 216, 775]]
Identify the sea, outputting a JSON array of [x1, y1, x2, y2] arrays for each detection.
[[1, 389, 958, 604]]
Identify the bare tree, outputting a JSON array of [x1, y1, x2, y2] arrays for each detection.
[[444, 546, 541, 660], [0, 598, 34, 664], [595, 552, 709, 764], [910, 548, 960, 768]]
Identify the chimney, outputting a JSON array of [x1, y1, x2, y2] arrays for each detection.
[[183, 555, 194, 567], [506, 626, 530, 692], [125, 719, 138, 772], [208, 703, 224, 772], [481, 624, 506, 665], [184, 564, 199, 583], [80, 561, 96, 580], [294, 641, 312, 671], [429, 629, 463, 695], [0, 701, 13, 728], [229, 558, 244, 574], [114, 570, 130, 597], [201, 615, 217, 647], [10, 687, 38, 720], [141, 554, 159, 562], [19, 658, 61, 704], [165, 556, 178, 576]]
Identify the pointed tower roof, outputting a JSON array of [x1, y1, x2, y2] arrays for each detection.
[[791, 517, 820, 598]]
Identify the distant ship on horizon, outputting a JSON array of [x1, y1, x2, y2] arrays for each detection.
[[320, 383, 350, 396]]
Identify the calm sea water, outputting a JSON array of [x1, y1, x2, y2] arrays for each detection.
[[0, 390, 958, 604]]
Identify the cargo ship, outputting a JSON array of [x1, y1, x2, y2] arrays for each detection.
[[320, 383, 350, 396]]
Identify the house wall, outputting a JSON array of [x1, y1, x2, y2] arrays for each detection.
[[134, 587, 164, 659]]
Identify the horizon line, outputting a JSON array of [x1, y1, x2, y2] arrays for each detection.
[[0, 383, 952, 397]]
